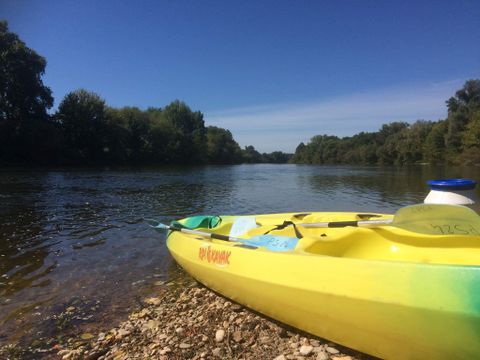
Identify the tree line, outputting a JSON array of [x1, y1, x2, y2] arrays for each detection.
[[2, 20, 479, 167], [0, 21, 290, 166], [292, 79, 480, 165]]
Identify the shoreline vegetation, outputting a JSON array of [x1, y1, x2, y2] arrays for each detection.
[[1, 21, 479, 168]]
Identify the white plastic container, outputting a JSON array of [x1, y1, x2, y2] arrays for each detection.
[[424, 179, 478, 205]]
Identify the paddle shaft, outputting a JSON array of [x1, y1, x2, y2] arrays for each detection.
[[154, 204, 480, 240], [299, 219, 393, 228], [165, 225, 242, 242]]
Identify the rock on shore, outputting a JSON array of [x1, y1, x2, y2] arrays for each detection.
[[56, 282, 374, 360]]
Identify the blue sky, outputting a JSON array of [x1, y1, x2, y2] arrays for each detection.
[[3, 0, 479, 152]]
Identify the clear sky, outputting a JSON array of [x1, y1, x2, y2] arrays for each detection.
[[2, 0, 479, 152]]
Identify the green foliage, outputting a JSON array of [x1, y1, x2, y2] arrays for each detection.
[[57, 89, 109, 163], [424, 120, 447, 164], [1, 22, 478, 167], [261, 151, 292, 163], [53, 93, 288, 165], [0, 20, 55, 163], [0, 22, 290, 166], [159, 100, 207, 163], [107, 107, 149, 162], [292, 80, 480, 166], [242, 145, 263, 163], [206, 126, 242, 164]]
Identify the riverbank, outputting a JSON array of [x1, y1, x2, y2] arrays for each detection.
[[48, 280, 372, 360]]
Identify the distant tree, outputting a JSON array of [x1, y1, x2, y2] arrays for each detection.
[[460, 111, 480, 164], [159, 100, 207, 163], [206, 126, 242, 164], [108, 107, 150, 162], [0, 20, 55, 163], [376, 122, 409, 144], [290, 142, 310, 164], [445, 80, 480, 162], [398, 120, 433, 164], [306, 135, 341, 164], [424, 121, 447, 164], [447, 80, 480, 112], [342, 132, 378, 163], [262, 151, 291, 163], [242, 145, 263, 163], [148, 120, 176, 162], [56, 89, 109, 163], [103, 108, 130, 163]]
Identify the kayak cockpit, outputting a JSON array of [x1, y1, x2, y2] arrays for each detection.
[[297, 227, 480, 266], [173, 211, 480, 266]]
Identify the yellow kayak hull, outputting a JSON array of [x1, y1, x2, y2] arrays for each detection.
[[166, 212, 480, 359]]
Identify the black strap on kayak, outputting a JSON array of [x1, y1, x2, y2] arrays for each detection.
[[263, 213, 310, 239], [357, 213, 382, 220], [292, 213, 311, 220], [264, 220, 304, 239]]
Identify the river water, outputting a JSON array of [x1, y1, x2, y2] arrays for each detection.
[[1, 164, 479, 348]]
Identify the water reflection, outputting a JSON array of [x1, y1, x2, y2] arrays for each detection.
[[1, 165, 480, 348], [304, 165, 480, 212]]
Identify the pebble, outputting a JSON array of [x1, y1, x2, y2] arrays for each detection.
[[80, 333, 94, 340], [316, 351, 329, 360], [215, 329, 225, 342], [232, 330, 243, 342], [145, 320, 160, 330], [116, 329, 130, 339], [326, 346, 340, 354], [40, 284, 367, 360], [145, 297, 161, 306], [212, 347, 222, 357], [299, 345, 314, 356], [159, 346, 171, 355]]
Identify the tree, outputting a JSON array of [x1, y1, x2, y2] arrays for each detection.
[[460, 107, 480, 165], [376, 122, 409, 144], [397, 121, 433, 164], [242, 145, 263, 163], [108, 107, 150, 162], [445, 80, 480, 162], [206, 126, 242, 164], [262, 151, 291, 163], [451, 80, 480, 110], [56, 89, 108, 163], [159, 101, 207, 163], [0, 20, 54, 163]]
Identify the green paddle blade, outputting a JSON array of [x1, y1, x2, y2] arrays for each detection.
[[172, 215, 222, 230], [392, 204, 480, 235]]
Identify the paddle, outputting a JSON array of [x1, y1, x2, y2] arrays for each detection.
[[298, 203, 480, 235], [150, 222, 299, 251], [151, 222, 244, 242], [149, 204, 480, 252]]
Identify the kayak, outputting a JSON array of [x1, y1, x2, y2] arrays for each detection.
[[164, 206, 480, 359]]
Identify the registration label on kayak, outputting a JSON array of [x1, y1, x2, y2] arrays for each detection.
[[199, 245, 231, 267]]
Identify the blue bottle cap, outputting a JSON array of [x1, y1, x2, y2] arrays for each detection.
[[427, 178, 477, 191]]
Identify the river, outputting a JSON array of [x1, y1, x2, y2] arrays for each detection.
[[1, 164, 479, 348]]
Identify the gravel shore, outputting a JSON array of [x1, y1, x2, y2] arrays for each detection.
[[51, 280, 374, 360]]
